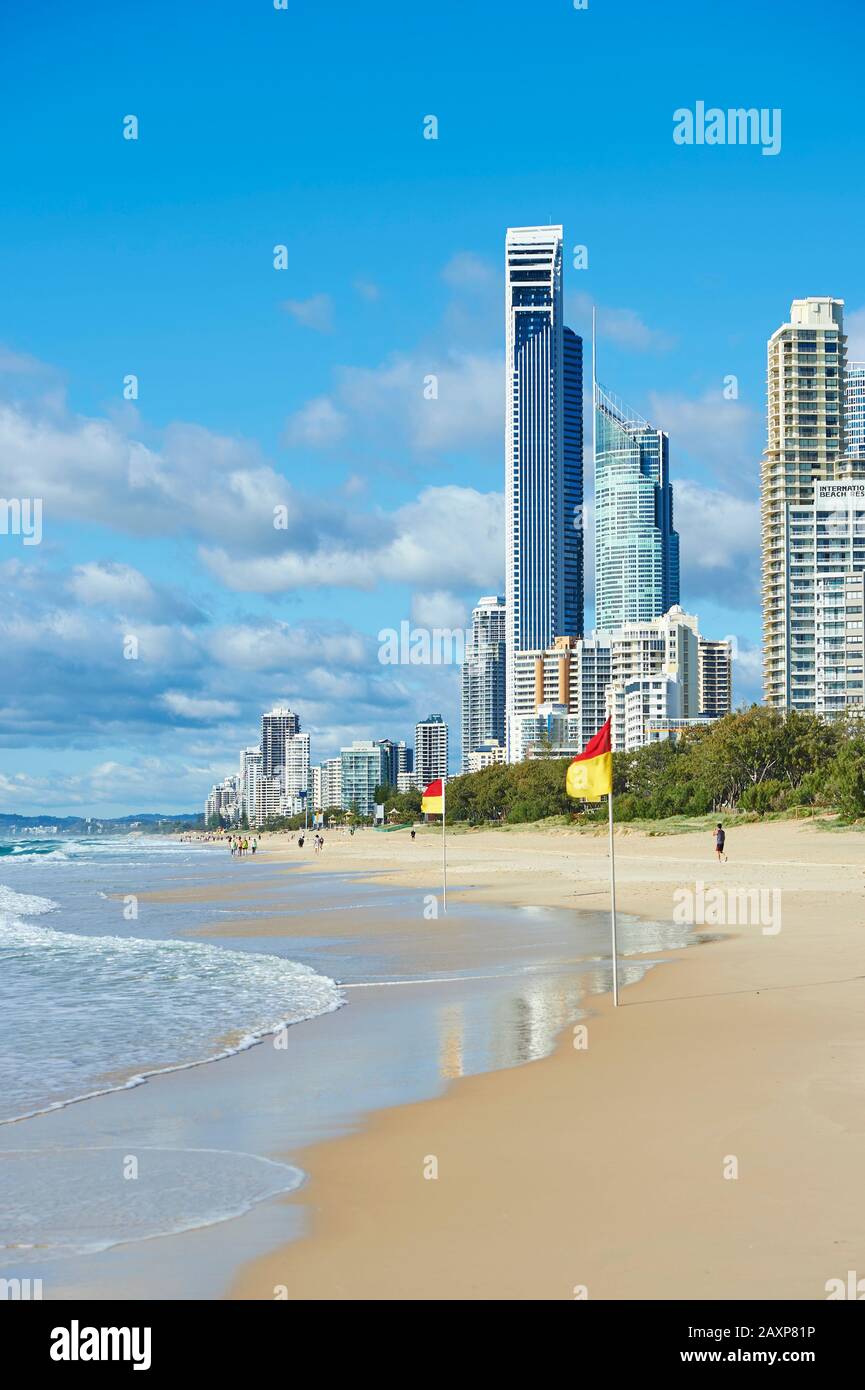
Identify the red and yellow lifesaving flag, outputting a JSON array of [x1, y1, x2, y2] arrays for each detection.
[[421, 778, 444, 814], [566, 718, 612, 802]]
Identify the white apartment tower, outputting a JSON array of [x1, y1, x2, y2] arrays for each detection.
[[606, 608, 732, 751], [320, 757, 343, 812], [283, 731, 310, 816], [415, 714, 448, 786], [784, 480, 865, 713], [239, 746, 261, 824], [762, 298, 847, 707], [845, 363, 865, 459], [461, 595, 507, 772]]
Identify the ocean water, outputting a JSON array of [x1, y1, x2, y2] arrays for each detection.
[[0, 836, 342, 1126]]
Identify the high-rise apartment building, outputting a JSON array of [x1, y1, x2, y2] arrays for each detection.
[[340, 741, 388, 817], [283, 731, 310, 815], [508, 634, 612, 755], [260, 706, 300, 779], [375, 739, 412, 788], [594, 382, 679, 630], [239, 746, 260, 824], [461, 595, 507, 771], [310, 765, 323, 814], [814, 569, 865, 715], [784, 479, 865, 712], [504, 226, 583, 734], [320, 757, 343, 812], [205, 776, 241, 826], [415, 714, 448, 785], [509, 703, 583, 763], [762, 298, 847, 707], [605, 608, 731, 751], [698, 639, 734, 720], [845, 362, 865, 459]]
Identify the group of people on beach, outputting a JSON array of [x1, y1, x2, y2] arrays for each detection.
[[228, 835, 256, 856], [293, 832, 325, 852]]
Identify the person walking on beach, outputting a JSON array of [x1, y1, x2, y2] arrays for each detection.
[[714, 823, 727, 863]]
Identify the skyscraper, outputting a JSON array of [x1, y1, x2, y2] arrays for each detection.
[[239, 745, 260, 825], [375, 738, 412, 787], [260, 706, 300, 778], [782, 480, 865, 713], [594, 381, 679, 631], [415, 714, 448, 785], [698, 639, 734, 720], [461, 595, 507, 772], [283, 731, 310, 815], [504, 226, 583, 737], [762, 298, 847, 708], [845, 362, 865, 459]]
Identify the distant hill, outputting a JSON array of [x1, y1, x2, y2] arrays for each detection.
[[0, 812, 204, 834]]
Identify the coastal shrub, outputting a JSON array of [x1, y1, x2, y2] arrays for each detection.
[[828, 740, 865, 820], [739, 778, 785, 815], [613, 793, 651, 821]]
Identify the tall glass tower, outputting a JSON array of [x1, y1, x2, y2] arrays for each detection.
[[504, 225, 583, 727], [594, 380, 679, 631]]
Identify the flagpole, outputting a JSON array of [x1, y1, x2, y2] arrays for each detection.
[[441, 778, 447, 914], [608, 788, 618, 1007]]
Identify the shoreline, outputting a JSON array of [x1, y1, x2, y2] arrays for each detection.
[[2, 833, 631, 1298], [225, 820, 865, 1300]]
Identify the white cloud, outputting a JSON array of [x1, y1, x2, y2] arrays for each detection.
[[674, 478, 761, 602], [160, 692, 240, 721], [441, 251, 496, 293], [283, 394, 347, 447], [201, 483, 504, 594], [353, 278, 380, 302], [68, 562, 155, 610], [410, 590, 469, 631], [568, 293, 675, 352], [281, 293, 334, 333], [332, 348, 502, 450], [647, 388, 761, 482]]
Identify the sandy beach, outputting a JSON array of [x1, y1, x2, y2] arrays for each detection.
[[216, 818, 865, 1300]]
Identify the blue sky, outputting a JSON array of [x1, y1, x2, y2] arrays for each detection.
[[1, 0, 862, 814]]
